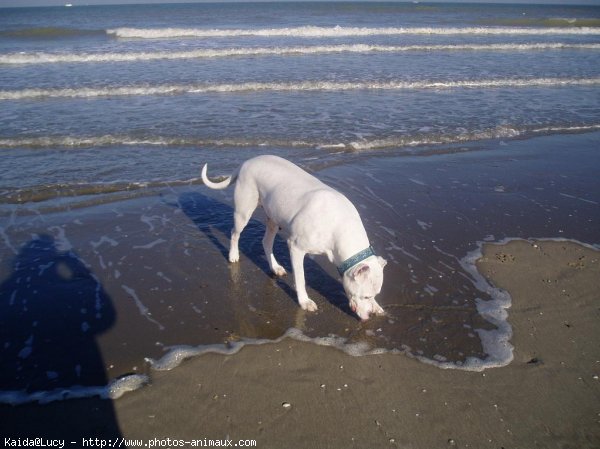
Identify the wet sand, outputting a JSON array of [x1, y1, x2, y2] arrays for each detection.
[[114, 238, 600, 449], [1, 132, 599, 446], [2, 239, 598, 448]]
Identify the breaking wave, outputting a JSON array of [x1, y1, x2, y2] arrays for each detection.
[[2, 43, 598, 65], [6, 24, 599, 43], [1, 124, 598, 151], [3, 123, 599, 204], [107, 25, 600, 39], [1, 123, 598, 152], [0, 135, 314, 149], [347, 124, 600, 150], [2, 77, 599, 101]]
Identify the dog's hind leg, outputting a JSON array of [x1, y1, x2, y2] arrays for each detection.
[[263, 218, 286, 276], [288, 242, 318, 312], [229, 184, 258, 263]]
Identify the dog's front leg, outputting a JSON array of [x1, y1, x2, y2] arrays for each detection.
[[263, 218, 287, 277], [288, 242, 318, 312]]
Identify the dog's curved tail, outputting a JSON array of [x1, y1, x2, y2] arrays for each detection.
[[201, 163, 235, 190]]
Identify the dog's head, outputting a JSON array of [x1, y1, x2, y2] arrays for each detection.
[[342, 256, 387, 321]]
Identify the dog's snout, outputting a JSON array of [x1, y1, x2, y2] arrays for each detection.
[[359, 309, 372, 321]]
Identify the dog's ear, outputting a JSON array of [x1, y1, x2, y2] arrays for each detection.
[[377, 256, 387, 268], [350, 263, 370, 281]]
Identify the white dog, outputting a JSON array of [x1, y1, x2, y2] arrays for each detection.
[[201, 155, 386, 320]]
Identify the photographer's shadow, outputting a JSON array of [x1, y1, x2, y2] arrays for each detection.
[[177, 191, 352, 316], [0, 234, 122, 439]]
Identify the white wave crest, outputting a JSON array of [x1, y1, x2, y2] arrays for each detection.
[[107, 25, 600, 39], [1, 124, 598, 151], [2, 43, 598, 65], [348, 130, 517, 150], [347, 124, 600, 150], [0, 135, 313, 149], [1, 77, 599, 101]]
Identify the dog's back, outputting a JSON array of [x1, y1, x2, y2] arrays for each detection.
[[237, 155, 326, 193], [239, 156, 355, 228]]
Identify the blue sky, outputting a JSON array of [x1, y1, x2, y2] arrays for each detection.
[[1, 0, 599, 7]]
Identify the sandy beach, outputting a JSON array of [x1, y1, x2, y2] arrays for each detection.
[[2, 239, 599, 448], [1, 132, 599, 448], [103, 237, 600, 449]]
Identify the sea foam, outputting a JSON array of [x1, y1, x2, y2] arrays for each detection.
[[0, 374, 148, 405], [107, 25, 600, 39], [2, 43, 598, 65], [1, 124, 598, 153], [1, 77, 599, 101]]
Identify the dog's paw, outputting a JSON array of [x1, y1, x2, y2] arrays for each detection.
[[300, 298, 318, 312], [228, 251, 240, 263], [373, 302, 385, 316], [272, 265, 287, 277]]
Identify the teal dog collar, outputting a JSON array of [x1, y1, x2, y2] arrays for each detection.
[[338, 246, 376, 276]]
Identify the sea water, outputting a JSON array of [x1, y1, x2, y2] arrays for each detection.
[[1, 2, 599, 201], [0, 1, 599, 403]]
